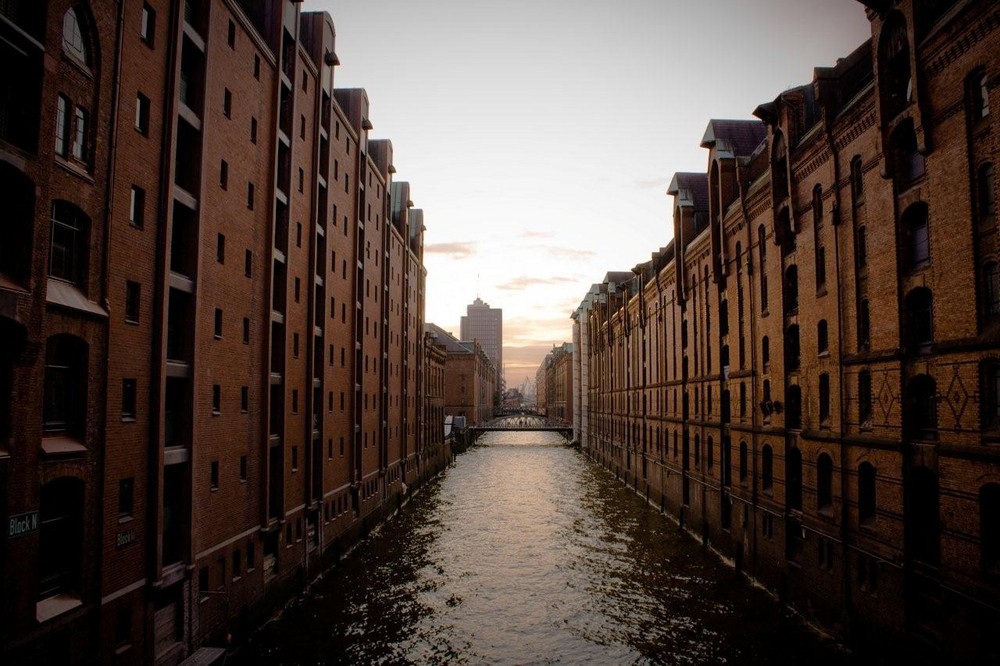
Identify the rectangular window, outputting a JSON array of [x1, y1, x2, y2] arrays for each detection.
[[214, 308, 223, 338], [210, 461, 219, 489], [253, 54, 261, 80], [292, 389, 299, 413], [140, 4, 155, 46], [220, 160, 228, 190], [296, 222, 302, 247], [118, 477, 134, 520], [293, 332, 299, 358], [72, 106, 87, 160], [298, 167, 304, 193], [292, 445, 298, 471], [115, 607, 131, 648], [244, 249, 253, 277], [223, 88, 232, 118], [216, 233, 225, 263], [247, 182, 255, 209], [199, 567, 209, 594], [135, 93, 150, 135], [125, 280, 140, 323], [299, 114, 305, 139], [250, 116, 257, 144], [242, 317, 250, 344], [240, 455, 248, 482], [129, 186, 145, 228], [294, 277, 301, 303], [55, 95, 70, 155], [122, 378, 137, 419], [241, 386, 249, 413], [212, 384, 221, 414], [816, 246, 826, 289], [227, 20, 236, 48]]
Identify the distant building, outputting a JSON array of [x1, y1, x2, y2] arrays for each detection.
[[460, 297, 503, 391], [536, 343, 574, 424], [426, 323, 496, 425]]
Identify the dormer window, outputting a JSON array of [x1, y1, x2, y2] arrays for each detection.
[[62, 9, 89, 66]]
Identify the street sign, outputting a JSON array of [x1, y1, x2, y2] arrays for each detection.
[[8, 511, 39, 539]]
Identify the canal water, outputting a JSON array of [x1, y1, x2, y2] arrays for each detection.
[[238, 431, 851, 665]]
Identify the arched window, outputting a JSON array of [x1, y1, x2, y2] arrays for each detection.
[[787, 447, 803, 510], [758, 225, 769, 313], [786, 383, 802, 430], [858, 462, 877, 524], [904, 287, 933, 353], [981, 484, 1000, 568], [817, 320, 829, 354], [43, 335, 88, 438], [38, 477, 85, 599], [907, 374, 937, 439], [0, 162, 35, 287], [968, 69, 991, 121], [850, 155, 864, 204], [812, 184, 823, 226], [859, 369, 873, 426], [817, 453, 833, 511], [784, 264, 798, 312], [62, 8, 89, 65], [739, 441, 748, 483], [762, 444, 773, 491], [907, 466, 939, 564], [777, 207, 795, 258], [983, 262, 1000, 317], [49, 201, 90, 287], [891, 120, 924, 185], [979, 163, 996, 227], [901, 202, 930, 271]]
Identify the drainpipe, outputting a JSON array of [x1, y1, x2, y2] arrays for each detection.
[[825, 117, 855, 642]]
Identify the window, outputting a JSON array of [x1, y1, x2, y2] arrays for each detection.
[[859, 370, 873, 426], [62, 9, 88, 64], [129, 186, 145, 228], [970, 70, 991, 120], [227, 20, 235, 48], [253, 54, 261, 80], [812, 184, 823, 226], [907, 374, 937, 439], [739, 441, 748, 483], [761, 336, 769, 367], [125, 281, 140, 323], [292, 389, 298, 413], [247, 182, 255, 209], [242, 317, 250, 344], [251, 117, 258, 144], [298, 167, 304, 193], [223, 88, 232, 118], [819, 373, 830, 424], [818, 320, 829, 354], [214, 308, 222, 338], [784, 265, 798, 312], [983, 262, 1000, 318], [787, 447, 803, 511], [210, 461, 219, 490], [72, 106, 87, 161], [300, 114, 305, 139], [817, 453, 833, 512], [979, 163, 996, 227], [118, 477, 134, 520], [858, 462, 876, 524], [856, 226, 867, 268], [879, 14, 911, 116], [216, 233, 225, 263], [981, 484, 1000, 567], [902, 203, 930, 270], [296, 222, 302, 247], [241, 386, 249, 412], [904, 288, 933, 353], [240, 455, 248, 482], [292, 332, 299, 358], [232, 549, 241, 579], [38, 478, 84, 600], [720, 299, 729, 336], [292, 445, 298, 471], [762, 444, 773, 492], [56, 95, 70, 156], [892, 120, 924, 185], [907, 466, 939, 564], [784, 325, 800, 372], [43, 335, 87, 436], [115, 607, 131, 648], [212, 384, 221, 414], [294, 277, 301, 303], [816, 246, 826, 290], [220, 160, 228, 190], [140, 4, 155, 46], [850, 155, 864, 204], [859, 299, 871, 350], [121, 378, 137, 419], [135, 93, 150, 135]]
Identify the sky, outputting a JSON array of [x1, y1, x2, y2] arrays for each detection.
[[308, 0, 873, 391]]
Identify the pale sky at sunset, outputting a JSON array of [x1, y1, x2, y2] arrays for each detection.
[[309, 0, 873, 391]]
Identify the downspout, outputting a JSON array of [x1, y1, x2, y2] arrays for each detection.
[[825, 117, 855, 641]]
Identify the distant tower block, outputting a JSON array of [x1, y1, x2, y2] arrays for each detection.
[[460, 297, 503, 389]]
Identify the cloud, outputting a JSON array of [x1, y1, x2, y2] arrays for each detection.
[[425, 241, 478, 259], [543, 245, 596, 260], [518, 229, 552, 239], [497, 275, 577, 292]]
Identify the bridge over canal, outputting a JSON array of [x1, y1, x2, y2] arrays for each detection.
[[468, 415, 574, 442]]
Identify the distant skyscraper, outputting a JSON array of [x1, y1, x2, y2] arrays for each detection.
[[460, 297, 503, 389]]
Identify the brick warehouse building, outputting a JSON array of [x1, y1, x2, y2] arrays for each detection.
[[573, 0, 999, 660], [0, 1, 443, 663]]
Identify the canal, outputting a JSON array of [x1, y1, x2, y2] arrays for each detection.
[[238, 431, 851, 665]]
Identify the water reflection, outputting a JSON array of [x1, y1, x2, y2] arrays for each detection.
[[238, 432, 849, 665]]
